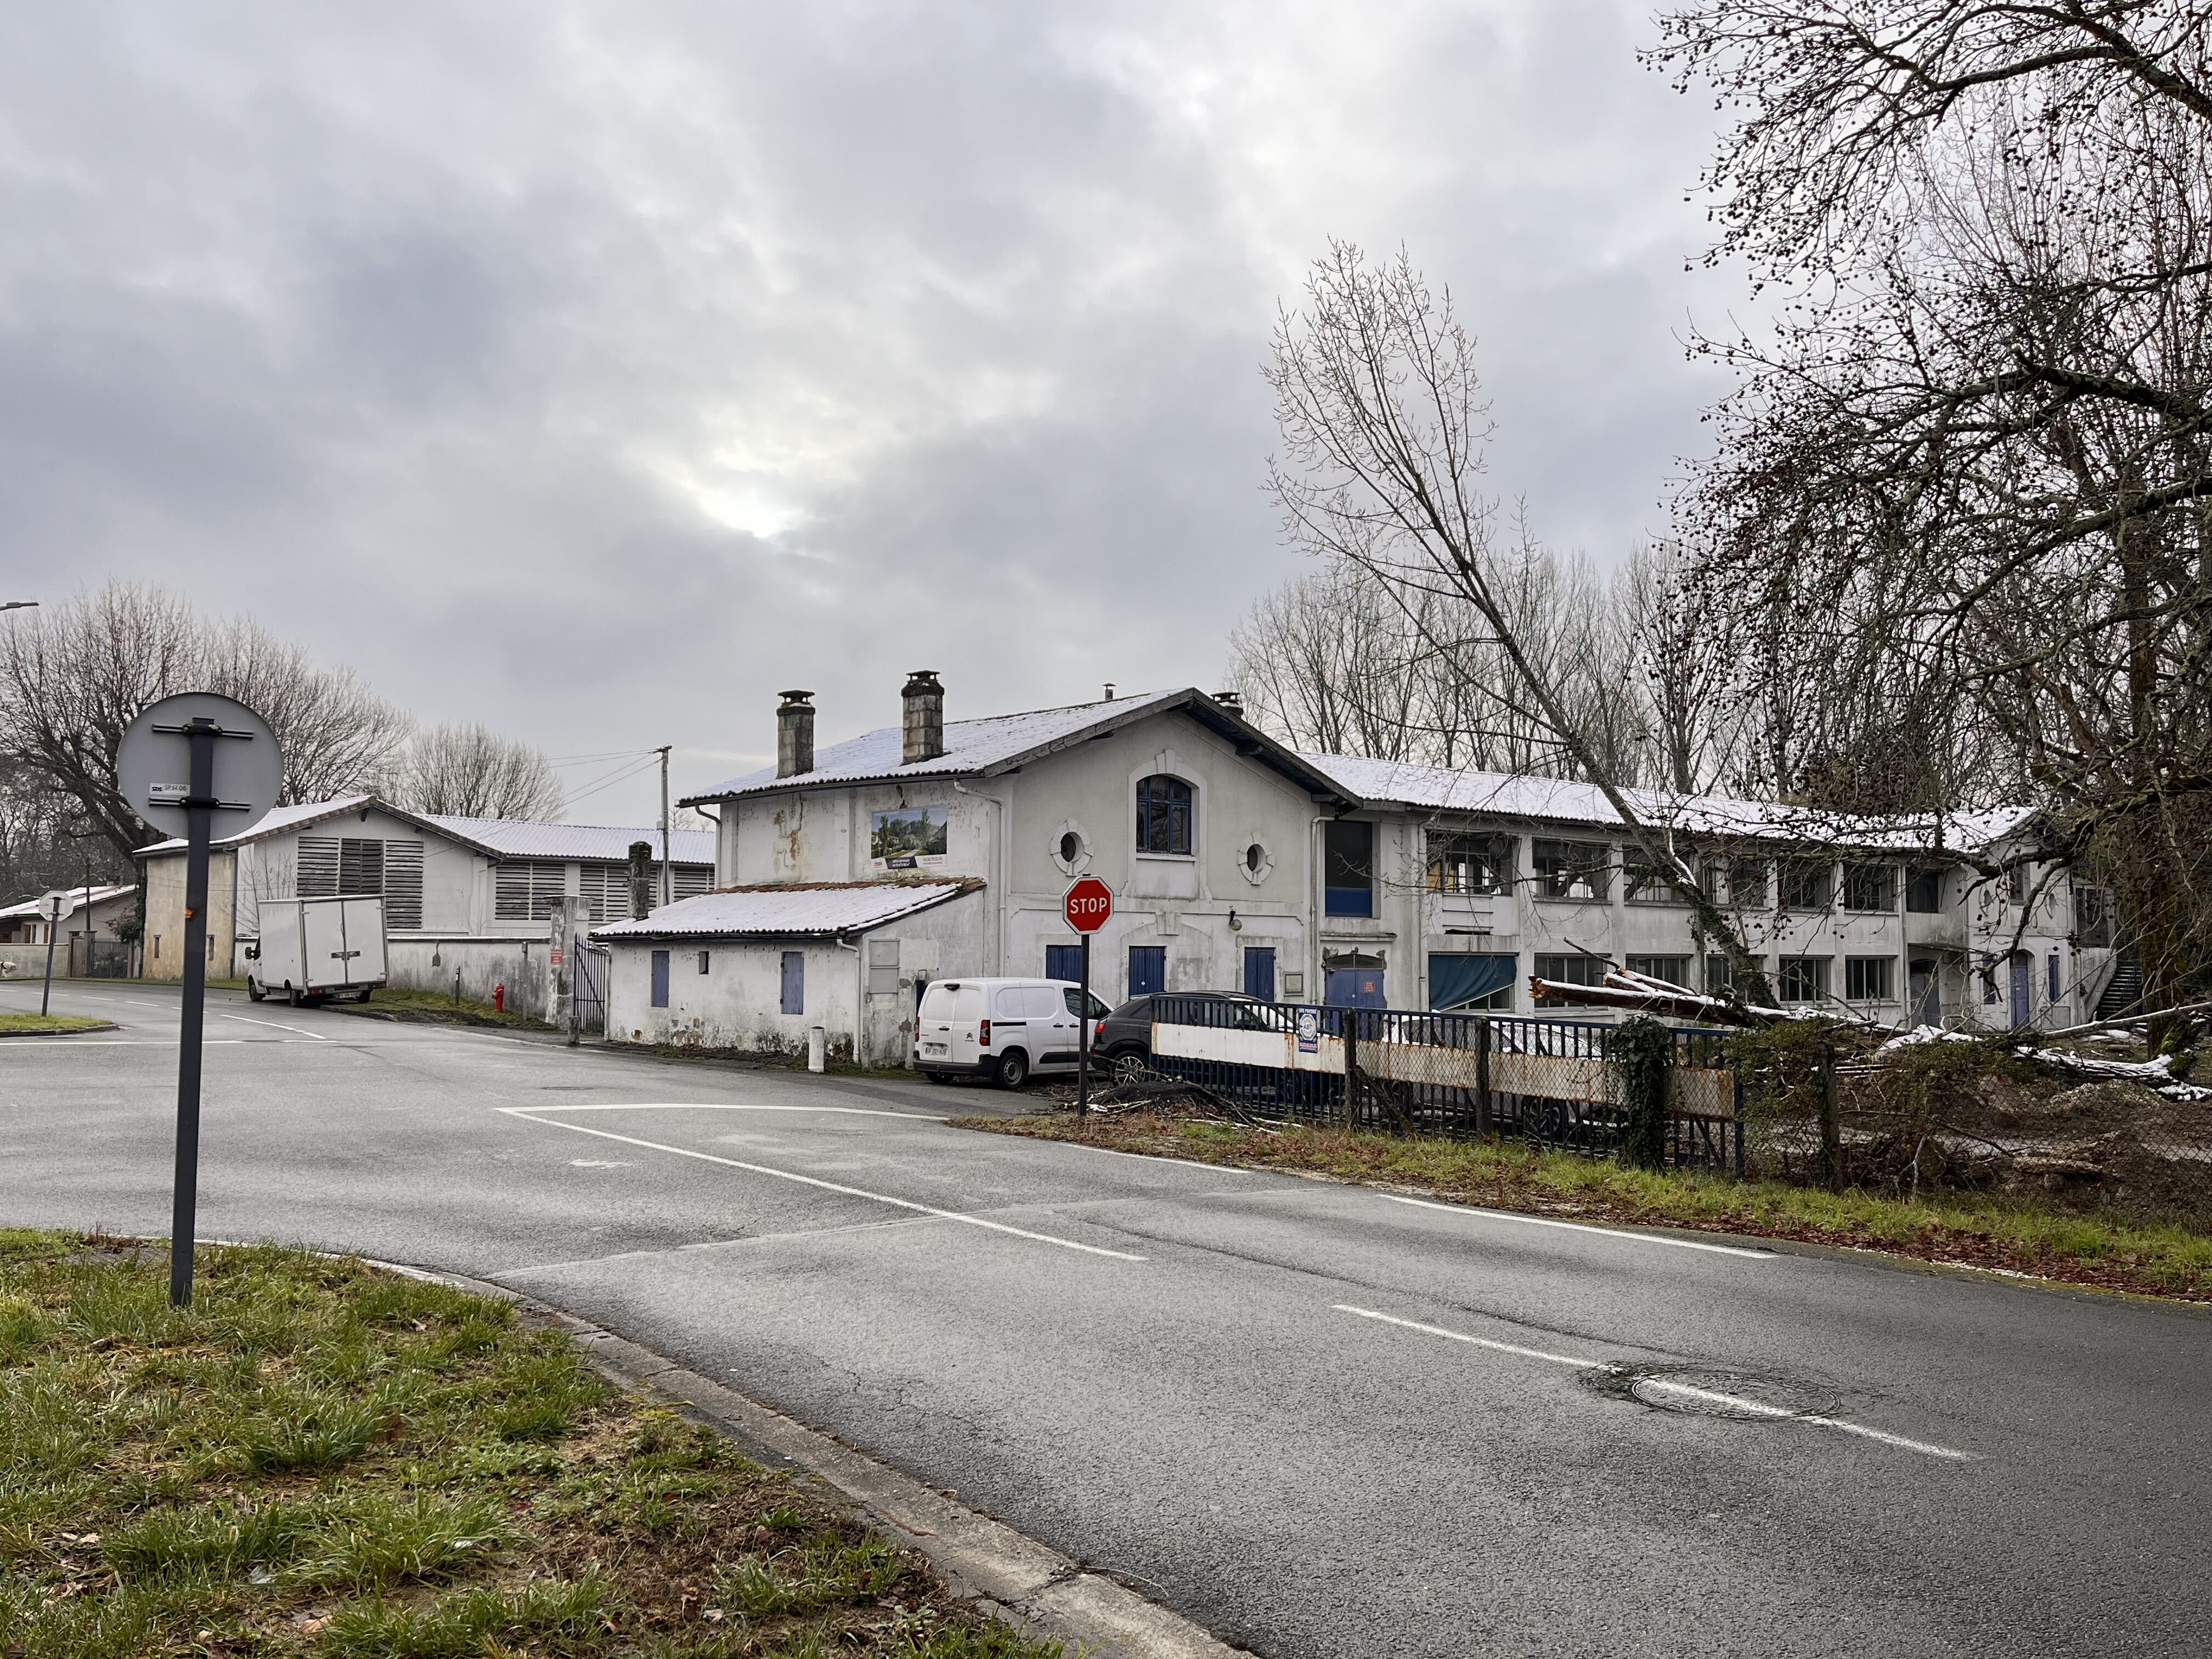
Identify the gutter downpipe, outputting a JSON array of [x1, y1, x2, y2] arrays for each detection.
[[951, 779, 1005, 975], [837, 933, 862, 1068]]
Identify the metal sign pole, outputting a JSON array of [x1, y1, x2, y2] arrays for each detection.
[[1077, 932, 1091, 1121], [170, 718, 217, 1308], [40, 894, 59, 1015]]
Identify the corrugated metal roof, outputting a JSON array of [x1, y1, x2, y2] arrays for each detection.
[[1304, 753, 2034, 852], [139, 795, 710, 865], [591, 880, 976, 940], [421, 816, 714, 866], [0, 883, 137, 920], [683, 690, 1207, 803]]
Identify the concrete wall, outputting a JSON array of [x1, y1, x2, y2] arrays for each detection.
[[143, 849, 236, 981], [387, 935, 551, 1009]]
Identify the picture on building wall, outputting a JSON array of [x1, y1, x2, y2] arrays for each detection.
[[871, 805, 949, 871]]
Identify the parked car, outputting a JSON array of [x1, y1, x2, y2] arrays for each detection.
[[1096, 991, 1285, 1082], [913, 977, 1112, 1088]]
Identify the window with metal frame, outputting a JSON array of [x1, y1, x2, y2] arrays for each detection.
[[1779, 860, 1833, 912], [1705, 952, 1751, 994], [1777, 956, 1830, 1003], [1532, 840, 1609, 902], [1135, 775, 1193, 855], [1425, 832, 1510, 895], [1624, 954, 1692, 989], [1533, 952, 1607, 988], [1843, 956, 1895, 1001], [1842, 864, 1897, 912], [2073, 885, 2112, 947], [1429, 952, 1514, 1009], [1324, 821, 1374, 917], [1906, 868, 1943, 912], [1622, 847, 1685, 904]]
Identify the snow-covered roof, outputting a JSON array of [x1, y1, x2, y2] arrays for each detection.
[[683, 689, 1347, 805], [0, 883, 137, 920], [139, 795, 707, 865], [1304, 754, 2034, 854], [420, 815, 713, 866], [591, 880, 978, 940]]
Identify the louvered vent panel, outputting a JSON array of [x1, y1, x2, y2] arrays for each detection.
[[673, 865, 710, 900], [337, 837, 385, 896], [297, 837, 339, 897], [383, 842, 425, 930]]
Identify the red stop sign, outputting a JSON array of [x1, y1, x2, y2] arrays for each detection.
[[1063, 877, 1114, 933]]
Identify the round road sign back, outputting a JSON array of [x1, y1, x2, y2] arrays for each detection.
[[1064, 877, 1114, 933], [115, 692, 284, 839]]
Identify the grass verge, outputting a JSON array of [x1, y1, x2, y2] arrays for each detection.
[[958, 1111, 2212, 1302], [329, 987, 556, 1032], [0, 1014, 112, 1036], [0, 1232, 1061, 1658]]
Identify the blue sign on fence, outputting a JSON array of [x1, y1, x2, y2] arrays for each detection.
[[1295, 1007, 1320, 1054]]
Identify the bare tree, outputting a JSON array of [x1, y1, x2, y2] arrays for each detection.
[[1653, 2, 2212, 1018], [1263, 240, 1774, 995], [0, 583, 411, 865], [387, 722, 565, 820]]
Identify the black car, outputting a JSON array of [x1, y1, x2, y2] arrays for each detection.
[[1094, 991, 1279, 1082]]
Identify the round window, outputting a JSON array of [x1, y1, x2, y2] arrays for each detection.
[[1060, 831, 1082, 864], [1245, 842, 1265, 873]]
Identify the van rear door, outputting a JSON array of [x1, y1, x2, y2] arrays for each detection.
[[949, 984, 985, 1066], [917, 982, 956, 1065]]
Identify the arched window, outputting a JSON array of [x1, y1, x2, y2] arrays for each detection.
[[1135, 774, 1193, 855]]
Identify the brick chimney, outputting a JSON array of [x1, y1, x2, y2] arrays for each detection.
[[902, 670, 945, 765], [776, 690, 815, 778]]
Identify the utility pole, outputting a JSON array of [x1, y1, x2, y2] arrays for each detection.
[[657, 746, 673, 911]]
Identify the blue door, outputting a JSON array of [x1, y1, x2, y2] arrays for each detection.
[[650, 950, 670, 1008], [1243, 947, 1276, 1001], [781, 950, 805, 1015], [1324, 967, 1385, 1008], [1128, 945, 1165, 997], [1045, 944, 1082, 983], [2008, 955, 2030, 1028]]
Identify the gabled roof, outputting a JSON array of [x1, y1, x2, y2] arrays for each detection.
[[0, 883, 137, 921], [420, 815, 714, 866], [1303, 753, 2035, 854], [591, 879, 979, 940], [139, 795, 710, 865], [681, 689, 1351, 807]]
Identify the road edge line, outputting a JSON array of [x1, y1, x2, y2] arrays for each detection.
[[370, 1259, 1250, 1659]]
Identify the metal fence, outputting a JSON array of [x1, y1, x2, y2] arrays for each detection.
[[1147, 995, 1743, 1172]]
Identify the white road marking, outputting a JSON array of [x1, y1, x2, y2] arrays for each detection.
[[516, 1101, 943, 1120], [569, 1159, 631, 1167], [1379, 1192, 1774, 1257], [1335, 1305, 1973, 1461], [499, 1107, 1146, 1261], [217, 1012, 327, 1040]]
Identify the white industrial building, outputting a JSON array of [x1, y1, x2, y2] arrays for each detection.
[[594, 675, 2116, 1066], [139, 797, 712, 1005]]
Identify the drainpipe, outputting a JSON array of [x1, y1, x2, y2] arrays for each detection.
[[951, 779, 1005, 975], [837, 934, 862, 1066], [1311, 811, 1325, 1001]]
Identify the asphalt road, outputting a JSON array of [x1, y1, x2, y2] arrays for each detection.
[[4, 978, 2206, 1657]]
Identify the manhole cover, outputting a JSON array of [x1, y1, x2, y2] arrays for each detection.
[[1583, 1363, 1838, 1422]]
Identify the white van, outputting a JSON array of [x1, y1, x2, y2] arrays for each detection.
[[914, 977, 1111, 1088]]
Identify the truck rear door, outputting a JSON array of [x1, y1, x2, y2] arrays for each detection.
[[340, 898, 387, 985], [301, 901, 351, 991]]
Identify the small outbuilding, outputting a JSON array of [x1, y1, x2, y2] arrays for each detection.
[[0, 883, 138, 978], [594, 879, 985, 1064]]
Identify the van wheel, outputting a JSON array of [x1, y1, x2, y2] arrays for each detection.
[[994, 1050, 1030, 1090], [287, 984, 304, 1008], [247, 979, 266, 1003]]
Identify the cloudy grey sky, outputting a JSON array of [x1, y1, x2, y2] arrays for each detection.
[[1, 1, 1743, 825]]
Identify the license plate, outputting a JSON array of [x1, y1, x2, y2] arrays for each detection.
[[922, 1043, 947, 1057]]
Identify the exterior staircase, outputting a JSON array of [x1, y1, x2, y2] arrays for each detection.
[[2096, 949, 2143, 1020]]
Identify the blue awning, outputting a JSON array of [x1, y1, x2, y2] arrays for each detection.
[[1429, 952, 1516, 1011]]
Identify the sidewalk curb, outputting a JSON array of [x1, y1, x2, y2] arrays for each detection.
[[382, 1261, 1248, 1659]]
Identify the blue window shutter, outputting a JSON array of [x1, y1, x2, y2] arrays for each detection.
[[1045, 944, 1082, 981], [781, 951, 805, 1015], [650, 950, 670, 1008]]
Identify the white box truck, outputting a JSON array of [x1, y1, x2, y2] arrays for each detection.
[[247, 896, 388, 1006]]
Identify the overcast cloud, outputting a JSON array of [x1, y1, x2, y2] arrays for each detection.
[[0, 1, 1743, 823]]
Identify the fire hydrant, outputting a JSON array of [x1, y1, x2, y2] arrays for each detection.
[[493, 983, 505, 1013]]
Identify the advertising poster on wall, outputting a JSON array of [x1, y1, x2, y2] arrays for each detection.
[[871, 804, 949, 872]]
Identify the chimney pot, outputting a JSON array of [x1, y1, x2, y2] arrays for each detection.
[[1214, 689, 1244, 713], [901, 670, 945, 765], [777, 689, 815, 778]]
